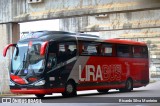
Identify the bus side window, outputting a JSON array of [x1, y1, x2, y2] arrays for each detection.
[[65, 44, 71, 57], [117, 45, 130, 57], [58, 43, 66, 62], [47, 53, 57, 69], [133, 46, 148, 58], [81, 43, 99, 55], [142, 46, 148, 58], [66, 42, 77, 57], [82, 45, 89, 55], [72, 49, 77, 57], [83, 46, 89, 54], [47, 42, 58, 68], [58, 42, 77, 62], [102, 44, 112, 56], [133, 46, 142, 58], [87, 45, 97, 55]]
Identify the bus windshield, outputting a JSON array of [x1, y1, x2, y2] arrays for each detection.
[[11, 42, 45, 77]]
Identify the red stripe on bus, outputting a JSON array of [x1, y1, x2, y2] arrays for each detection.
[[11, 88, 65, 94], [77, 84, 125, 91]]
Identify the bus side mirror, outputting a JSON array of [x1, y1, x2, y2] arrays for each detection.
[[40, 41, 48, 56], [3, 44, 16, 57]]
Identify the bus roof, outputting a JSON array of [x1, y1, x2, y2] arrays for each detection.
[[104, 39, 147, 46], [19, 31, 147, 46], [19, 31, 98, 42]]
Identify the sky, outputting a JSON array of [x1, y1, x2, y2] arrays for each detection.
[[19, 19, 99, 37], [20, 19, 60, 32]]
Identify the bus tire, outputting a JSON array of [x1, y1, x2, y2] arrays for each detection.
[[119, 79, 133, 92], [97, 89, 109, 93], [35, 94, 45, 98], [62, 81, 77, 97]]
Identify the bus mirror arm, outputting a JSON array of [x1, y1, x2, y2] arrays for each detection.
[[40, 41, 48, 56], [3, 44, 16, 57]]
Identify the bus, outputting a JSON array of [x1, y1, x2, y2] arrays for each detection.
[[3, 31, 149, 98]]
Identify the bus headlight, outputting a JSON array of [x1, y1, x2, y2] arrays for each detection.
[[34, 80, 45, 86], [10, 81, 15, 86]]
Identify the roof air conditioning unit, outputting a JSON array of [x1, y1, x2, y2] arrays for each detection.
[[28, 0, 43, 4]]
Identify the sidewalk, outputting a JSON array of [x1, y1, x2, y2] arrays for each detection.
[[135, 81, 160, 90]]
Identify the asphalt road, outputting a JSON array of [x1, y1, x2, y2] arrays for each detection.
[[1, 81, 160, 106]]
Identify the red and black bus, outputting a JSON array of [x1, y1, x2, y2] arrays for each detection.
[[3, 31, 149, 98]]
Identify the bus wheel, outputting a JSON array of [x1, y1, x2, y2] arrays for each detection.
[[119, 79, 133, 92], [62, 81, 77, 97], [97, 89, 109, 93], [35, 94, 45, 98]]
